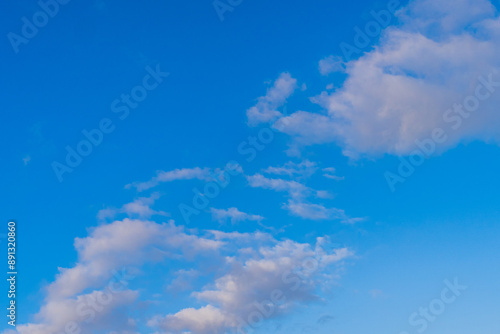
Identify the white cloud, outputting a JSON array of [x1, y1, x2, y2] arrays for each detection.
[[247, 173, 315, 200], [150, 238, 353, 334], [273, 111, 337, 155], [16, 290, 138, 334], [126, 167, 213, 192], [246, 72, 298, 126], [98, 192, 167, 220], [275, 0, 500, 157], [8, 199, 355, 334], [50, 218, 221, 300], [322, 167, 344, 181], [149, 305, 236, 334], [285, 201, 345, 220], [398, 0, 495, 34], [206, 230, 273, 243], [260, 161, 342, 182], [12, 218, 222, 334], [319, 55, 345, 75], [13, 289, 139, 334], [315, 190, 334, 199], [262, 160, 318, 178], [246, 168, 362, 222], [22, 155, 31, 166], [167, 269, 200, 292], [210, 207, 264, 224], [285, 201, 363, 223], [340, 217, 366, 225], [126, 163, 243, 192]]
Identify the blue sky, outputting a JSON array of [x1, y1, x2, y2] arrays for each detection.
[[2, 0, 500, 333]]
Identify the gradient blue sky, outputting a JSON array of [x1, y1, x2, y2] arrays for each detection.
[[2, 0, 500, 333]]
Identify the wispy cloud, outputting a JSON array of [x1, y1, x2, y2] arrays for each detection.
[[126, 167, 213, 192], [97, 192, 168, 220], [167, 269, 200, 293], [22, 155, 31, 166], [210, 207, 264, 224], [369, 289, 385, 299], [246, 72, 298, 126], [319, 55, 345, 75], [262, 160, 318, 179], [322, 167, 344, 181], [247, 173, 316, 200], [247, 163, 360, 222], [285, 201, 345, 221]]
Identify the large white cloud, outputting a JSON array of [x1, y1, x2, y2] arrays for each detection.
[[7, 195, 353, 334], [49, 218, 221, 300], [8, 211, 222, 334], [13, 289, 139, 334], [150, 237, 353, 334], [276, 0, 500, 157]]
